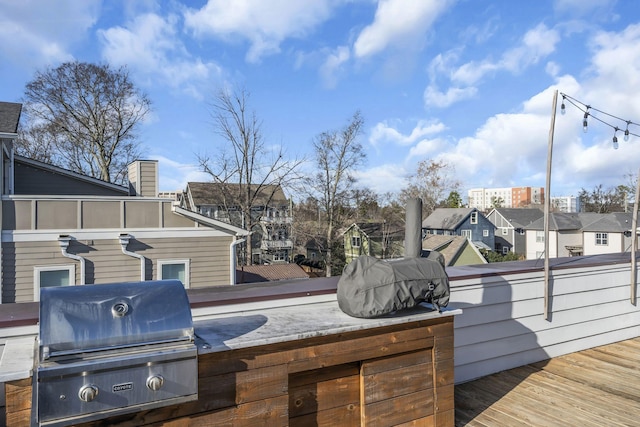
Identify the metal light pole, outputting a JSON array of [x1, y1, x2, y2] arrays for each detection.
[[544, 90, 558, 321], [631, 168, 639, 305]]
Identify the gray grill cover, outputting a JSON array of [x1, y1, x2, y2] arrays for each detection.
[[337, 252, 450, 318]]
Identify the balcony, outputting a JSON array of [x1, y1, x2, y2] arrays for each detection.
[[260, 215, 293, 224], [260, 238, 294, 250], [0, 252, 638, 425]]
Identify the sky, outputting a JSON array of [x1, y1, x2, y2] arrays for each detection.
[[1, 0, 640, 203]]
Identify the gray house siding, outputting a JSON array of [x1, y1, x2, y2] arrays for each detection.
[[128, 160, 158, 197], [423, 208, 495, 251], [3, 234, 233, 303], [486, 208, 544, 256]]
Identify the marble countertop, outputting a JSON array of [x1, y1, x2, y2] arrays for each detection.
[[0, 300, 459, 382], [0, 336, 36, 382], [194, 300, 460, 354]]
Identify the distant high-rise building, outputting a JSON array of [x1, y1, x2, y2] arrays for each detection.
[[468, 187, 545, 211], [550, 195, 580, 213]]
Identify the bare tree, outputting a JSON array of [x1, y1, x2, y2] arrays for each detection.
[[309, 111, 366, 277], [399, 159, 461, 218], [20, 61, 150, 184], [198, 87, 304, 265], [15, 123, 57, 164], [578, 184, 626, 213]]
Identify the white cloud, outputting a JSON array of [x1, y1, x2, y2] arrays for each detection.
[[424, 84, 477, 108], [184, 0, 334, 63], [153, 155, 211, 192], [0, 0, 100, 67], [99, 13, 223, 98], [452, 23, 560, 86], [354, 163, 409, 195], [582, 23, 640, 119], [370, 120, 446, 147], [353, 0, 454, 59], [319, 46, 351, 89], [554, 0, 616, 16]]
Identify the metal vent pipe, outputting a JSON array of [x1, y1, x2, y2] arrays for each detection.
[[405, 198, 423, 258]]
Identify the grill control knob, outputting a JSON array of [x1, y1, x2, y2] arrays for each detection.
[[146, 375, 164, 391], [78, 384, 99, 402]]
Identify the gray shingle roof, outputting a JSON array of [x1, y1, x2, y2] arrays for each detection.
[[526, 212, 633, 232], [186, 182, 288, 207], [0, 102, 22, 134], [493, 208, 544, 228], [422, 208, 475, 230]]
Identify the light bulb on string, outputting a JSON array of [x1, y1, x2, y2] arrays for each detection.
[[583, 112, 589, 133], [624, 121, 630, 141], [560, 97, 566, 115], [613, 127, 619, 149]]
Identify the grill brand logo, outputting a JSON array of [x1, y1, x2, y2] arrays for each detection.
[[113, 382, 134, 392]]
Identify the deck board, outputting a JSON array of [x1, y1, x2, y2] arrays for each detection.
[[455, 337, 640, 426]]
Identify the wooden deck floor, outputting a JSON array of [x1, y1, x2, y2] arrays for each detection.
[[455, 337, 640, 426]]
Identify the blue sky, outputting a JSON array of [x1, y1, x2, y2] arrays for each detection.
[[1, 0, 640, 202]]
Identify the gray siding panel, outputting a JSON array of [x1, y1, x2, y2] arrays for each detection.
[[450, 263, 640, 384], [3, 235, 232, 302]]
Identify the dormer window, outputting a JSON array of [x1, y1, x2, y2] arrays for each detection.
[[470, 211, 478, 224]]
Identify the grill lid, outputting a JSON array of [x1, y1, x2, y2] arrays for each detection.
[[39, 280, 193, 360]]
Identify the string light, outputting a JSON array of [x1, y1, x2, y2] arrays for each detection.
[[583, 111, 589, 133], [624, 121, 631, 142], [560, 92, 640, 146]]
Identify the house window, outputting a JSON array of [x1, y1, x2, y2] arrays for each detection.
[[461, 229, 472, 239], [536, 231, 545, 243], [483, 229, 489, 237], [470, 211, 478, 224], [595, 233, 608, 246], [351, 236, 361, 248], [34, 265, 75, 302], [158, 259, 190, 288], [502, 247, 509, 254]]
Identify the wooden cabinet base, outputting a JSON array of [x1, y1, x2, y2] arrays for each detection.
[[7, 316, 454, 427]]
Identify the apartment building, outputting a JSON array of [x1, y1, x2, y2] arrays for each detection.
[[468, 186, 544, 211], [550, 195, 580, 213]]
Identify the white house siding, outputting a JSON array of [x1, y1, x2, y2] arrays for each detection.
[[2, 231, 233, 303], [526, 230, 558, 260], [583, 231, 626, 255], [449, 262, 639, 384]]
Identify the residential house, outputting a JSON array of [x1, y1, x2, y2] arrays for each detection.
[[342, 222, 404, 264], [421, 235, 487, 266], [486, 207, 544, 256], [524, 212, 635, 260], [182, 182, 293, 265], [422, 208, 496, 252], [0, 101, 249, 303]]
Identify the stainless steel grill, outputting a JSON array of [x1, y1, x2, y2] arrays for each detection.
[[33, 280, 198, 426]]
